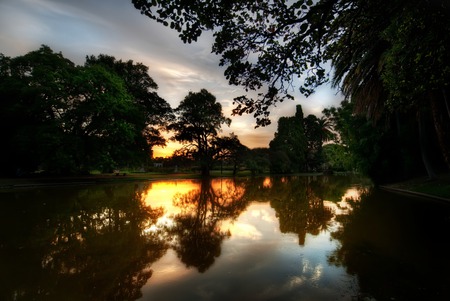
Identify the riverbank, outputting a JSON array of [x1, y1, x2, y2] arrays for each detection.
[[1, 172, 449, 202], [0, 172, 202, 190], [380, 173, 450, 202]]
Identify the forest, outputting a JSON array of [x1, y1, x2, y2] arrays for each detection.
[[0, 43, 448, 184], [131, 0, 450, 183], [1, 0, 449, 184]]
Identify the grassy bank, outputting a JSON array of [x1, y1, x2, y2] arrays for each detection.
[[382, 173, 450, 200], [0, 170, 260, 190]]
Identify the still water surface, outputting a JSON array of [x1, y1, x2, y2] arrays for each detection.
[[1, 176, 449, 301]]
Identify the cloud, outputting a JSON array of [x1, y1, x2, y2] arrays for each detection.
[[0, 0, 343, 150]]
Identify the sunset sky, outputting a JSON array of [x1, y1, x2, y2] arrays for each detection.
[[0, 0, 343, 157]]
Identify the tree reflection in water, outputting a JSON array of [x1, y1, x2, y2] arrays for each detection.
[[269, 176, 334, 245], [244, 176, 337, 245], [328, 188, 450, 301], [167, 178, 248, 272], [5, 176, 446, 301], [0, 183, 168, 301]]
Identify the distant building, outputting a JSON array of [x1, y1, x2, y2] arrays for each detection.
[[153, 162, 163, 168]]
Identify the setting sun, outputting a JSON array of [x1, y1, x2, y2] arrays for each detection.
[[152, 142, 181, 158]]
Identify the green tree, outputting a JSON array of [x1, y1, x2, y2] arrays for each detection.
[[85, 54, 174, 153], [0, 46, 78, 174], [303, 114, 323, 171], [0, 46, 171, 175], [323, 101, 426, 183], [269, 105, 307, 173], [169, 89, 231, 176], [322, 143, 353, 172], [244, 148, 271, 176], [327, 0, 450, 176], [133, 0, 450, 178], [66, 64, 147, 172]]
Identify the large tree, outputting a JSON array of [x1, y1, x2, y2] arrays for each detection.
[[66, 64, 147, 172], [213, 133, 249, 176], [0, 46, 77, 174], [132, 0, 450, 118], [133, 0, 450, 176], [269, 105, 307, 173], [85, 54, 174, 151], [0, 46, 171, 175], [169, 89, 231, 176]]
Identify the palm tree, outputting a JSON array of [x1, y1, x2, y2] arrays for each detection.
[[326, 0, 449, 177], [318, 116, 336, 144]]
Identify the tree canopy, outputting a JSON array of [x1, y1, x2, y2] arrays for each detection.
[[0, 46, 172, 175], [269, 105, 307, 173], [169, 89, 231, 176], [132, 0, 450, 118], [85, 54, 174, 148], [133, 0, 450, 177]]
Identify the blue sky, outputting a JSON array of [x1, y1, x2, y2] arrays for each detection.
[[0, 0, 342, 156]]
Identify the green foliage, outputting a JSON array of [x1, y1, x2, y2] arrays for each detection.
[[0, 45, 171, 175], [269, 104, 336, 173], [322, 100, 429, 183], [133, 0, 450, 177], [381, 2, 450, 107], [269, 105, 307, 173], [322, 144, 353, 172], [85, 54, 174, 148], [244, 148, 270, 175]]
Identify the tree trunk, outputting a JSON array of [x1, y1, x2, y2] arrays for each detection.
[[429, 91, 450, 169], [201, 164, 210, 177], [442, 88, 450, 119], [418, 110, 437, 179]]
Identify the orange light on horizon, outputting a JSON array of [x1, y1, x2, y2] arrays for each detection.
[[142, 180, 199, 210], [152, 141, 181, 158]]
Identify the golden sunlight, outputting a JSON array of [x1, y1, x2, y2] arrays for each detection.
[[142, 180, 200, 213], [152, 141, 181, 158]]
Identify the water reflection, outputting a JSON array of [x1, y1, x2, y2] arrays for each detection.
[[1, 176, 449, 300], [329, 188, 450, 301], [0, 183, 168, 301], [269, 176, 334, 245], [167, 179, 247, 272]]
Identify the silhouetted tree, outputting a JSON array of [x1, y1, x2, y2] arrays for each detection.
[[169, 89, 231, 176], [133, 0, 450, 180], [0, 46, 171, 175], [213, 133, 249, 175], [269, 105, 307, 173]]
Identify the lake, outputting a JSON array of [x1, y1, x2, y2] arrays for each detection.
[[1, 175, 449, 301]]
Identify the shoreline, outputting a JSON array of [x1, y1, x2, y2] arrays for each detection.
[[1, 172, 449, 202]]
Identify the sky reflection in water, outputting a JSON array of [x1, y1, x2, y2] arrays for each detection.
[[1, 176, 449, 301], [138, 177, 361, 301]]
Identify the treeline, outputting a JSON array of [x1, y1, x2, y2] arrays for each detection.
[[0, 45, 340, 178], [1, 46, 447, 183], [267, 100, 448, 183], [0, 45, 173, 176], [131, 0, 450, 184]]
